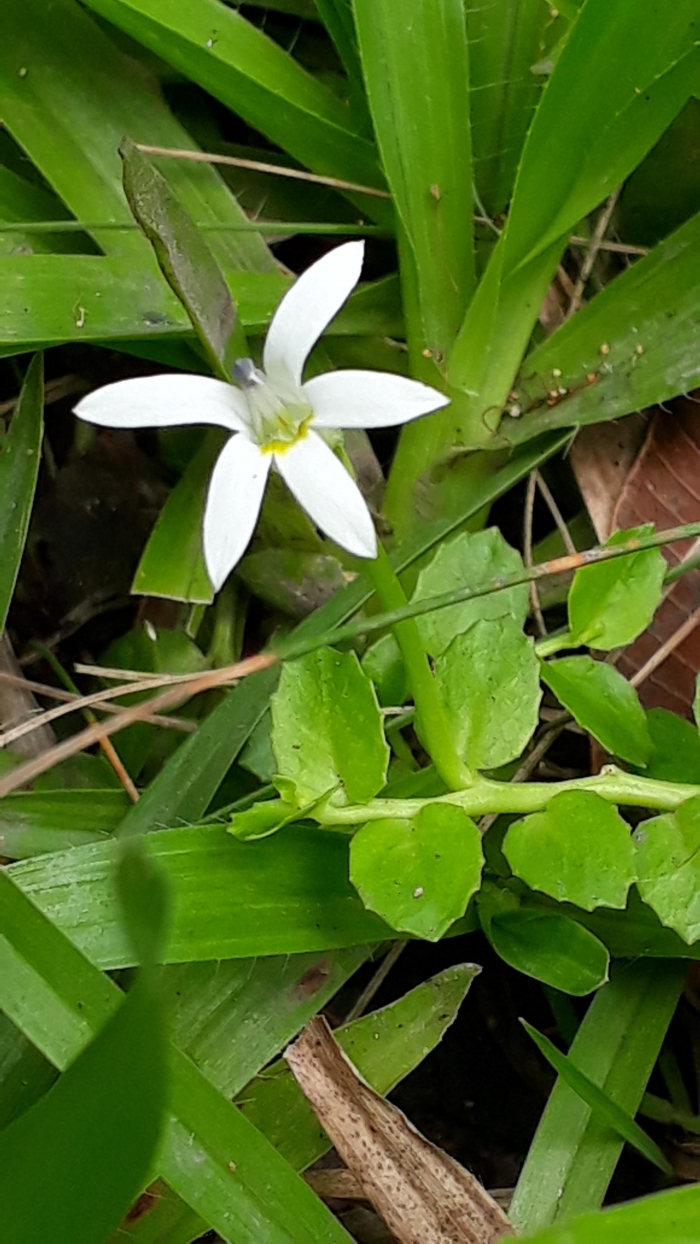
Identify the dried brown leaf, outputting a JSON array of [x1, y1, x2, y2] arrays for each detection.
[[285, 1016, 512, 1244], [570, 413, 650, 542], [612, 397, 700, 715]]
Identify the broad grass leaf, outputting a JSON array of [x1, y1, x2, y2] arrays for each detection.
[[0, 355, 43, 633], [634, 796, 700, 944], [412, 527, 528, 656], [353, 0, 474, 355], [502, 210, 700, 446], [435, 616, 540, 769], [0, 972, 167, 1244], [132, 431, 221, 603], [504, 792, 636, 912], [238, 964, 479, 1170], [0, 867, 359, 1244], [467, 0, 560, 216], [523, 1182, 700, 1244], [121, 139, 242, 377], [0, 790, 129, 861], [8, 825, 393, 966], [271, 648, 389, 806], [350, 805, 483, 940], [541, 656, 651, 767], [502, 0, 700, 272], [79, 0, 388, 223], [510, 960, 686, 1233], [568, 527, 666, 650], [0, 850, 170, 1244]]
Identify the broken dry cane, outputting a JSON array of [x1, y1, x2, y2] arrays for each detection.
[[285, 1016, 512, 1244]]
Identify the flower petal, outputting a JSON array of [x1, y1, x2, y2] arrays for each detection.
[[263, 241, 364, 389], [74, 375, 249, 433], [304, 369, 450, 429], [276, 430, 377, 559], [203, 434, 271, 590]]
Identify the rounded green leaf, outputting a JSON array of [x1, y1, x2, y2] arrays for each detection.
[[271, 648, 389, 806], [638, 708, 700, 784], [412, 528, 528, 656], [568, 526, 665, 650], [361, 633, 407, 707], [504, 791, 636, 911], [541, 655, 651, 766], [435, 616, 541, 769], [350, 804, 483, 941], [484, 908, 610, 995], [634, 796, 700, 944]]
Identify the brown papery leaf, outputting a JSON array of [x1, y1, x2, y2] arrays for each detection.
[[285, 1017, 512, 1244], [571, 396, 700, 717], [612, 397, 700, 716]]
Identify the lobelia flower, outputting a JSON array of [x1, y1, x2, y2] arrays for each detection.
[[74, 241, 450, 591]]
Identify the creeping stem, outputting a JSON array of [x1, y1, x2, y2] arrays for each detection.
[[314, 767, 699, 828], [365, 545, 472, 791]]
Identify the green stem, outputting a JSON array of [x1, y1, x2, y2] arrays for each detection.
[[274, 518, 700, 662], [314, 765, 700, 826], [535, 629, 573, 658], [365, 545, 472, 791]]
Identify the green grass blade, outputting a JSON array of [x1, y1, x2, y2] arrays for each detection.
[[116, 666, 278, 834], [165, 948, 372, 1097], [0, 354, 43, 634], [502, 0, 700, 273], [122, 139, 245, 378], [504, 207, 700, 445], [0, 857, 169, 1244], [238, 964, 479, 1169], [0, 257, 400, 354], [131, 430, 221, 605], [524, 1182, 700, 1244], [0, 0, 276, 272], [521, 1020, 671, 1175], [314, 0, 370, 132], [0, 973, 167, 1244], [510, 960, 685, 1234], [79, 0, 389, 222], [110, 1182, 206, 1244], [441, 0, 700, 473], [0, 789, 129, 860], [167, 1048, 353, 1244], [0, 1011, 56, 1129], [7, 826, 392, 967], [353, 0, 474, 358], [0, 167, 82, 256], [467, 0, 558, 216], [0, 869, 354, 1242]]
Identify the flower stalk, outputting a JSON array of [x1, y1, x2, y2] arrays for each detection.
[[365, 544, 472, 791]]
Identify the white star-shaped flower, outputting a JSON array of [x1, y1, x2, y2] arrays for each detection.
[[74, 241, 449, 590]]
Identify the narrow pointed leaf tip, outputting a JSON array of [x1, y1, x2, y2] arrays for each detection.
[[73, 242, 450, 590]]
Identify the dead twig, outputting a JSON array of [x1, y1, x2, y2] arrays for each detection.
[[524, 473, 547, 637], [134, 143, 392, 200], [0, 653, 277, 798], [0, 671, 195, 732], [567, 190, 620, 317], [631, 604, 700, 691]]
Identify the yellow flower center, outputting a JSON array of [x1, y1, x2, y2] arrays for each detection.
[[233, 358, 312, 452]]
